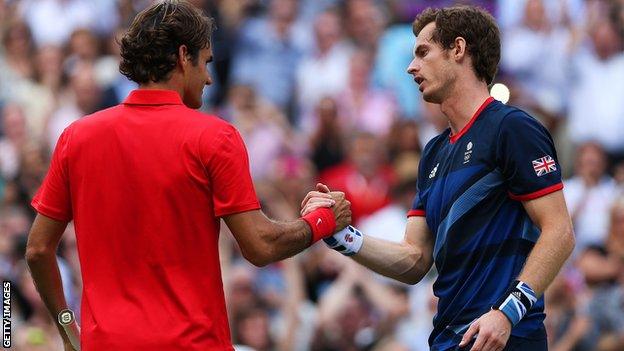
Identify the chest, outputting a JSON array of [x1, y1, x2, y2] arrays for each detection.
[[420, 138, 502, 229]]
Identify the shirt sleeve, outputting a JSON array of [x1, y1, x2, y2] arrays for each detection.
[[203, 124, 261, 217], [408, 153, 427, 218], [31, 127, 73, 221], [497, 111, 563, 201]]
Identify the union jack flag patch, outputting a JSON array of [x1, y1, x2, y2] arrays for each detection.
[[532, 155, 557, 176]]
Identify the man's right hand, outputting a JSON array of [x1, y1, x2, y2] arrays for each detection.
[[301, 183, 351, 231], [329, 190, 351, 231]]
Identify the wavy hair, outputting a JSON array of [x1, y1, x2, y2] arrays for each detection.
[[412, 6, 500, 85], [119, 1, 214, 84]]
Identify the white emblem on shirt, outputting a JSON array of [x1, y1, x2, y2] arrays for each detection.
[[429, 163, 439, 179], [464, 141, 473, 164]]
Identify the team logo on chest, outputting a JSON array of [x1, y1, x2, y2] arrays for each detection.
[[463, 141, 473, 164], [532, 155, 557, 176], [429, 163, 439, 179]]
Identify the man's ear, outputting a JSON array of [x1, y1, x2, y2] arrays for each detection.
[[452, 37, 467, 61], [177, 45, 189, 71]]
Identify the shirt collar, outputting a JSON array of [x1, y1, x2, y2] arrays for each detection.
[[123, 89, 184, 106], [449, 96, 495, 144]]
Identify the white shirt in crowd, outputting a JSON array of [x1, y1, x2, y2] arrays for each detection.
[[564, 176, 621, 254], [568, 50, 624, 153]]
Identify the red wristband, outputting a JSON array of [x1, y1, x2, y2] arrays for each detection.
[[302, 207, 336, 245]]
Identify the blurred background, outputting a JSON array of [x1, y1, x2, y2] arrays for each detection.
[[1, 0, 624, 350]]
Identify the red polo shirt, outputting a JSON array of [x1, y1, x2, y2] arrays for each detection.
[[32, 90, 260, 350]]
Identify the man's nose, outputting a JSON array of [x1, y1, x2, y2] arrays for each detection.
[[406, 58, 419, 75]]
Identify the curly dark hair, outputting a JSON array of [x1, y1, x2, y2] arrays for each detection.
[[412, 6, 500, 85], [119, 1, 214, 84]]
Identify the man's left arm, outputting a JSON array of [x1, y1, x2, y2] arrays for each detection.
[[462, 111, 575, 351], [461, 190, 574, 351], [25, 214, 78, 350], [517, 190, 575, 294]]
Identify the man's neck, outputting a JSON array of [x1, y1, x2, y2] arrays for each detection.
[[439, 79, 491, 135], [139, 81, 184, 99]]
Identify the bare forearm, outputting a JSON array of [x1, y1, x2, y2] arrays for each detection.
[[255, 219, 312, 265], [25, 251, 71, 342], [353, 236, 431, 285], [518, 226, 574, 295], [225, 210, 316, 267]]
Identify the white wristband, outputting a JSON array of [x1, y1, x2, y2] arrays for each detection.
[[323, 225, 364, 256]]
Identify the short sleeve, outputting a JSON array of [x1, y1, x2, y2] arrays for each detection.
[[408, 154, 427, 218], [31, 128, 73, 221], [203, 125, 261, 217], [497, 111, 563, 201], [408, 193, 426, 217]]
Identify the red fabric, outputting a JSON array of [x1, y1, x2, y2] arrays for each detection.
[[302, 207, 336, 244], [319, 163, 394, 224], [508, 182, 564, 201], [407, 209, 426, 217], [32, 89, 260, 351], [449, 97, 495, 144]]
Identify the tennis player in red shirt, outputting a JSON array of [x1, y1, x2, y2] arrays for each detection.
[[24, 2, 351, 350]]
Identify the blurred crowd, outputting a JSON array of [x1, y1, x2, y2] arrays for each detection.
[[1, 0, 624, 350]]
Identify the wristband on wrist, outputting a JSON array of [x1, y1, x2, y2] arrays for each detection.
[[323, 225, 364, 256], [302, 207, 337, 245], [493, 280, 538, 326]]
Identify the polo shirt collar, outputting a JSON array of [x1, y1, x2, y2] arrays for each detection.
[[123, 89, 184, 105]]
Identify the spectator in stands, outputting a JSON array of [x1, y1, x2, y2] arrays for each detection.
[[337, 50, 398, 136], [320, 132, 395, 224], [296, 8, 352, 118], [308, 97, 345, 173], [564, 142, 620, 255], [19, 0, 97, 47], [568, 12, 624, 162], [0, 104, 27, 181], [220, 84, 290, 180], [343, 0, 385, 50], [501, 0, 572, 128], [230, 0, 310, 117], [46, 62, 101, 153], [607, 198, 624, 261]]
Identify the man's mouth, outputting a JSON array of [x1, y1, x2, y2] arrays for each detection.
[[415, 77, 425, 91]]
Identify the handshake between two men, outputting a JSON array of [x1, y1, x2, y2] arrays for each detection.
[[300, 183, 364, 257]]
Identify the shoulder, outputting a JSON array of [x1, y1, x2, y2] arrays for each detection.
[[180, 108, 233, 130], [72, 105, 239, 141], [491, 103, 548, 137], [421, 130, 449, 161]]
